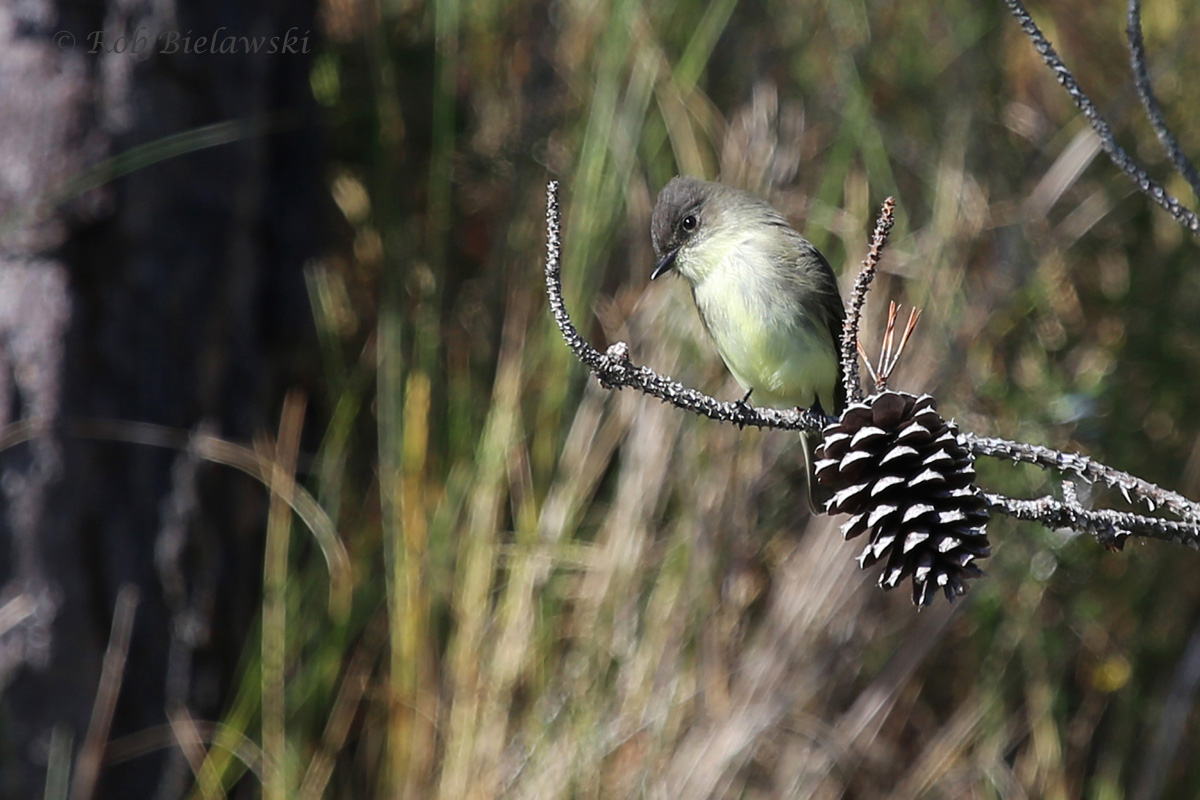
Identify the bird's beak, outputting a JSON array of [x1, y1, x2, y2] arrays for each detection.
[[651, 248, 678, 280]]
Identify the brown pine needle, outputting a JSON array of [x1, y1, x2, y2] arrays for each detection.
[[857, 338, 881, 388], [892, 307, 923, 371], [859, 302, 925, 391], [879, 301, 899, 378]]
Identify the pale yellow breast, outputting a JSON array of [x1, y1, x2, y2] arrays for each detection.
[[690, 244, 839, 411]]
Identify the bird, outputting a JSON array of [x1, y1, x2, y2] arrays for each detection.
[[650, 175, 846, 509]]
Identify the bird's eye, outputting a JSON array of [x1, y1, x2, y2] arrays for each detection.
[[681, 214, 698, 232]]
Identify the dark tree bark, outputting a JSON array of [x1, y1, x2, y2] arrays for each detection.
[[0, 2, 322, 798]]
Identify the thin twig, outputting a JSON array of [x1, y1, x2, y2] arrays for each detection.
[[1126, 0, 1200, 198], [840, 196, 896, 403], [1002, 0, 1200, 236]]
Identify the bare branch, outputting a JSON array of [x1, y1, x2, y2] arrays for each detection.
[[1002, 0, 1200, 236], [984, 491, 1200, 550], [965, 433, 1200, 521], [1126, 0, 1200, 198], [841, 196, 895, 403]]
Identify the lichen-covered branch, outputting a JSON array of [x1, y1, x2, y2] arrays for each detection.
[[985, 491, 1200, 550], [840, 197, 895, 404], [966, 434, 1200, 521]]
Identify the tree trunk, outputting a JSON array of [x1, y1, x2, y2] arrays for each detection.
[[0, 3, 321, 797]]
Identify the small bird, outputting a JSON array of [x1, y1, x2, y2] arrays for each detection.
[[650, 176, 845, 508]]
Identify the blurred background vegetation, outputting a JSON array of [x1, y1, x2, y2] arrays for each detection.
[[13, 0, 1200, 797], [286, 0, 1200, 796]]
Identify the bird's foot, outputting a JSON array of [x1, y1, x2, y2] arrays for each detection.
[[733, 389, 754, 429], [807, 397, 839, 426], [796, 398, 837, 434]]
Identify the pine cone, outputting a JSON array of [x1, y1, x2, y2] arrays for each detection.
[[814, 391, 990, 606]]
